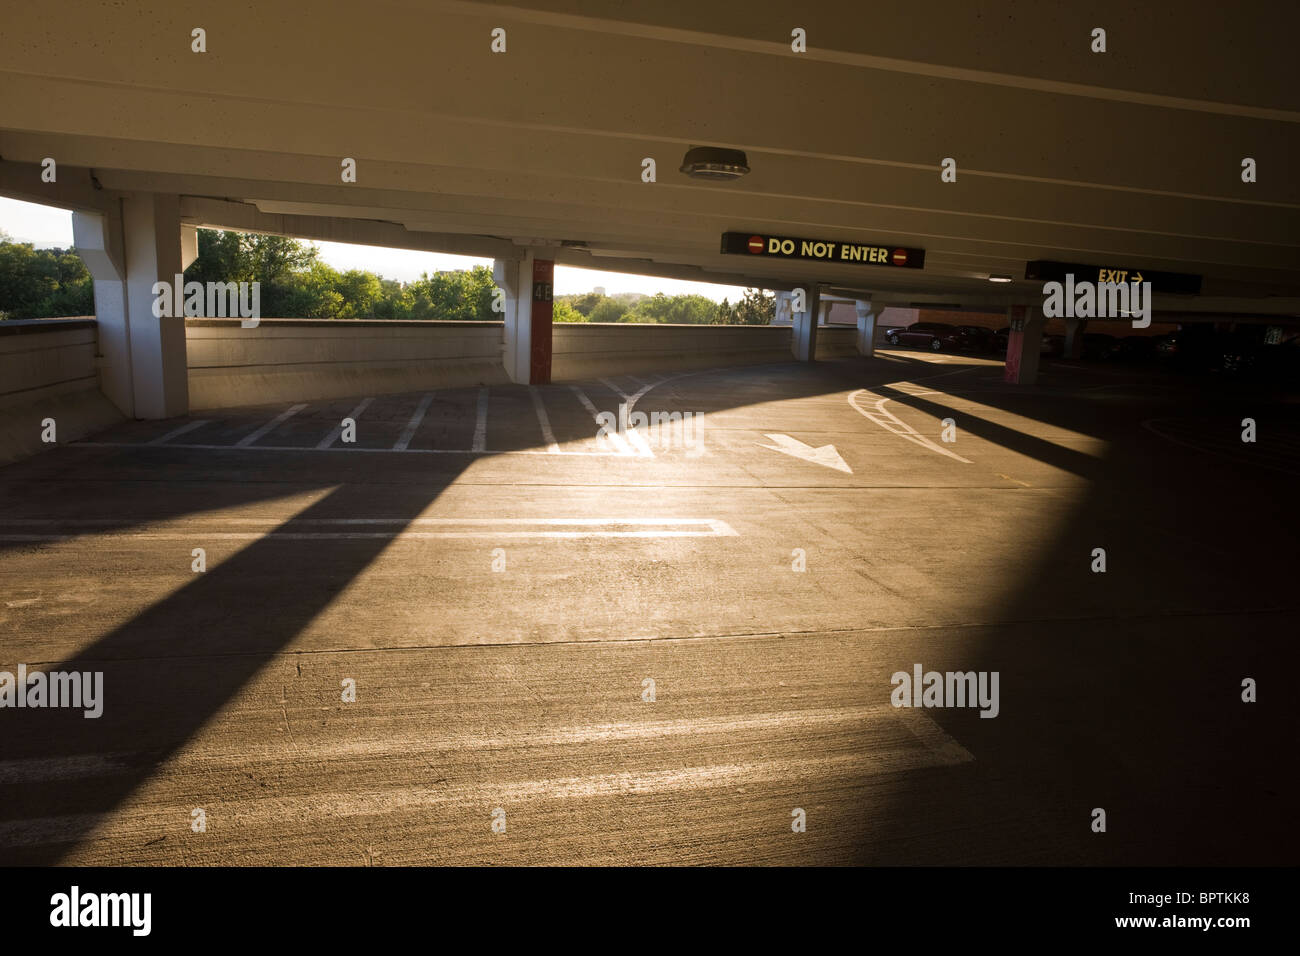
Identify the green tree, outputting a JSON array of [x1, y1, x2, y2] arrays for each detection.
[[552, 299, 585, 323], [567, 291, 604, 316], [731, 288, 775, 325], [623, 292, 718, 324], [587, 297, 628, 323], [408, 265, 500, 321], [185, 229, 321, 288], [0, 236, 94, 320]]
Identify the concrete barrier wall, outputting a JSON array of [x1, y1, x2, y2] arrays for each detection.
[[184, 318, 509, 409], [551, 322, 795, 381], [185, 320, 858, 406], [814, 325, 859, 358], [0, 318, 123, 465]]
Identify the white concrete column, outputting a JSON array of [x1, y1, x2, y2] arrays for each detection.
[[772, 291, 793, 326], [494, 252, 532, 384], [494, 252, 554, 385], [72, 194, 189, 418], [1063, 317, 1087, 360], [1003, 304, 1046, 384], [181, 224, 199, 271], [854, 297, 876, 357], [791, 284, 821, 361], [72, 203, 131, 416]]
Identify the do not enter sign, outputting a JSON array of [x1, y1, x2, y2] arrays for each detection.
[[721, 232, 925, 270]]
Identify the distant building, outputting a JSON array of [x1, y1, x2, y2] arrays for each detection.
[[593, 286, 606, 296]]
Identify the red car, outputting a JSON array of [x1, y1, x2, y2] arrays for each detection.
[[885, 322, 967, 352]]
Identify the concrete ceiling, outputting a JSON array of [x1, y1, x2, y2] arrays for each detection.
[[1, 0, 1297, 315]]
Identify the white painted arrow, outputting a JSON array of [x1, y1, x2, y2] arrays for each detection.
[[758, 434, 852, 473]]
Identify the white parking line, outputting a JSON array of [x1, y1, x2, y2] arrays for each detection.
[[472, 387, 489, 452], [529, 386, 561, 454], [235, 404, 307, 447], [316, 397, 373, 449], [146, 420, 210, 446], [570, 386, 634, 456], [393, 393, 434, 451]]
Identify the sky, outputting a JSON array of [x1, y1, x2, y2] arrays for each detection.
[[0, 197, 751, 302]]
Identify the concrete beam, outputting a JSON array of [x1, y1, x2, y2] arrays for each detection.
[[0, 159, 108, 214], [177, 196, 517, 261]]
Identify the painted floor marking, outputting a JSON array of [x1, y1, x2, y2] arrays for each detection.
[[758, 433, 852, 473], [317, 397, 373, 449], [393, 393, 433, 450], [569, 386, 634, 456], [849, 390, 973, 463], [472, 387, 489, 452], [1142, 417, 1300, 476], [235, 404, 307, 447], [529, 386, 561, 454], [146, 420, 210, 446]]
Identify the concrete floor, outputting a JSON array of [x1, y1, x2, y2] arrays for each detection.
[[0, 351, 1296, 865]]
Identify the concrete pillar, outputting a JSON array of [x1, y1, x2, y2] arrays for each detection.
[[791, 284, 821, 361], [1003, 304, 1046, 385], [72, 194, 189, 419], [72, 203, 131, 416], [493, 252, 554, 384], [181, 224, 199, 271], [773, 291, 793, 326], [854, 298, 876, 357], [1063, 317, 1086, 360]]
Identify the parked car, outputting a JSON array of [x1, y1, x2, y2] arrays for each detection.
[[1155, 333, 1180, 359], [1116, 336, 1158, 362], [954, 325, 997, 353], [1080, 333, 1122, 360], [1213, 332, 1300, 380], [884, 322, 968, 352]]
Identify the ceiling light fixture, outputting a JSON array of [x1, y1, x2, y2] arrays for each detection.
[[988, 274, 1013, 283], [680, 146, 750, 181]]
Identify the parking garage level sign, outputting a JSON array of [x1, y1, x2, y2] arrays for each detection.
[[721, 232, 925, 269]]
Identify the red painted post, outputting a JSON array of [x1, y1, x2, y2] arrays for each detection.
[[530, 258, 554, 384]]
